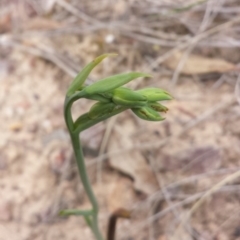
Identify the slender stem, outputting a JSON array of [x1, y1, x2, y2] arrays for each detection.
[[64, 91, 129, 240], [64, 93, 105, 240], [64, 91, 86, 132], [70, 132, 104, 240]]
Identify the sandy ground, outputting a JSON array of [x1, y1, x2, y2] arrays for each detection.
[[1, 1, 240, 240]]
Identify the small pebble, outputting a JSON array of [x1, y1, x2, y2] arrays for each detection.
[[9, 122, 22, 131]]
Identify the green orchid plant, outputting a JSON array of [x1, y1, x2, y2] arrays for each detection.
[[60, 53, 172, 240]]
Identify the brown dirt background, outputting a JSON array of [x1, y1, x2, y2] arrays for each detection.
[[1, 1, 240, 240]]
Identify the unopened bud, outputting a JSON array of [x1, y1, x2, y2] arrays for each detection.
[[112, 87, 147, 107], [148, 102, 168, 113], [88, 102, 115, 119], [132, 106, 165, 121], [136, 88, 172, 101]]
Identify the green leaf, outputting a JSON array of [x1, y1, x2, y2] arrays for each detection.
[[66, 53, 117, 96], [59, 209, 93, 217], [83, 72, 152, 95]]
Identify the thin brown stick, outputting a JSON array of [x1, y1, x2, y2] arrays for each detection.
[[107, 208, 131, 240], [173, 169, 240, 237], [132, 185, 240, 235], [0, 37, 78, 77], [56, 0, 100, 24], [149, 15, 240, 70]]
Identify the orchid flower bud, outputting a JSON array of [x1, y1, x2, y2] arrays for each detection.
[[148, 102, 168, 113], [112, 87, 147, 107], [136, 88, 173, 101], [88, 102, 115, 119], [84, 94, 111, 103], [131, 106, 165, 121]]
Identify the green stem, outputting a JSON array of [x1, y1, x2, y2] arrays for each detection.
[[64, 91, 128, 240], [70, 132, 104, 240], [64, 92, 105, 240], [64, 91, 85, 132]]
